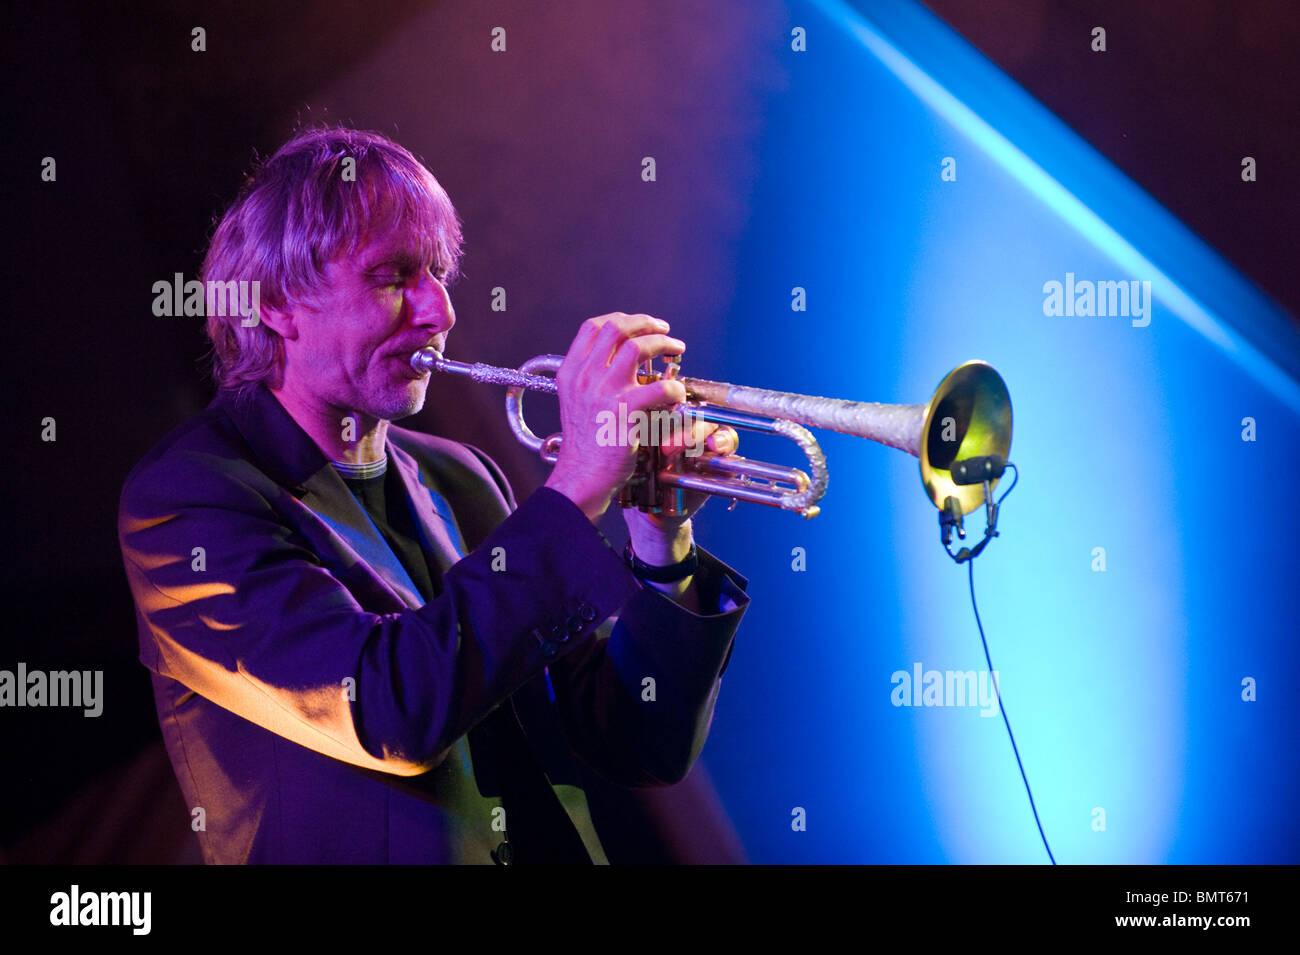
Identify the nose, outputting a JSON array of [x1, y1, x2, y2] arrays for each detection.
[[410, 270, 455, 335]]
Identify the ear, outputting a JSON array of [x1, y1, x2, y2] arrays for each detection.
[[256, 301, 298, 341]]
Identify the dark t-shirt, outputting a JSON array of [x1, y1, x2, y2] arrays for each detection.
[[340, 460, 439, 601]]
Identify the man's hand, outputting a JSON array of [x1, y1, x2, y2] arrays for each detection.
[[621, 409, 738, 530], [619, 414, 738, 611], [543, 313, 688, 523]]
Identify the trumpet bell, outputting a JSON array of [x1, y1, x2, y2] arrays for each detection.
[[920, 361, 1013, 514]]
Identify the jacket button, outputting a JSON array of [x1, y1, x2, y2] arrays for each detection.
[[578, 602, 598, 622], [566, 615, 585, 635], [548, 622, 571, 643], [540, 641, 558, 658], [491, 841, 513, 865]]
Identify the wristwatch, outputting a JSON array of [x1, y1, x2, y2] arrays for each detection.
[[623, 540, 699, 583]]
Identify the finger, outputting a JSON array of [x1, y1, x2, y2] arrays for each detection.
[[592, 314, 673, 368], [563, 315, 611, 364], [657, 414, 713, 452], [613, 312, 671, 335], [606, 333, 685, 384], [620, 378, 688, 417], [706, 425, 739, 455], [558, 314, 629, 392], [662, 419, 734, 459], [561, 312, 647, 367]]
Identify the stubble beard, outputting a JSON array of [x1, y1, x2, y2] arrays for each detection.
[[371, 379, 427, 422]]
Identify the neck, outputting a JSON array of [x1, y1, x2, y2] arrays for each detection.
[[269, 385, 388, 464]]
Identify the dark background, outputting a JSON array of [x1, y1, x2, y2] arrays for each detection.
[[2, 0, 1295, 862]]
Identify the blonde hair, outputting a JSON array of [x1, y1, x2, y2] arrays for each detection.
[[201, 126, 463, 391]]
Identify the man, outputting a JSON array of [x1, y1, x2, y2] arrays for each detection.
[[118, 126, 750, 864]]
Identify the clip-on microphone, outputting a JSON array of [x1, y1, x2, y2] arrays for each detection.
[[940, 454, 1010, 563]]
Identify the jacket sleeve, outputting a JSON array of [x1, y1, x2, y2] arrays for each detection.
[[118, 448, 643, 778], [545, 541, 750, 786], [459, 447, 753, 787]]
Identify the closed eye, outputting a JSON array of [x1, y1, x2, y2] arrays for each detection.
[[370, 262, 450, 288]]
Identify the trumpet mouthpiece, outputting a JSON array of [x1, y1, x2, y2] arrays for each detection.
[[411, 348, 442, 373]]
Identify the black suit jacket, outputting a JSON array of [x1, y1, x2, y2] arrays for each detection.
[[117, 383, 749, 863]]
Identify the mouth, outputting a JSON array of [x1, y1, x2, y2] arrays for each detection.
[[398, 353, 432, 379], [398, 342, 444, 377]]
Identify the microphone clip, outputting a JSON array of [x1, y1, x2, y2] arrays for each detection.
[[939, 457, 1014, 564]]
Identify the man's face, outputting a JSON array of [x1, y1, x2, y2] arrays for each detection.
[[283, 219, 456, 422]]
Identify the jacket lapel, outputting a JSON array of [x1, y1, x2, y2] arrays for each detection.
[[297, 465, 427, 610], [213, 384, 425, 611], [385, 439, 467, 580]]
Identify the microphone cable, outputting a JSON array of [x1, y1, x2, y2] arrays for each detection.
[[943, 463, 1057, 864]]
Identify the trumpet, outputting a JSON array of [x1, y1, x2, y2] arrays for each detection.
[[411, 348, 1012, 519]]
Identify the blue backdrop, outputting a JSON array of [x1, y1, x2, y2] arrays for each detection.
[[690, 0, 1300, 863]]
